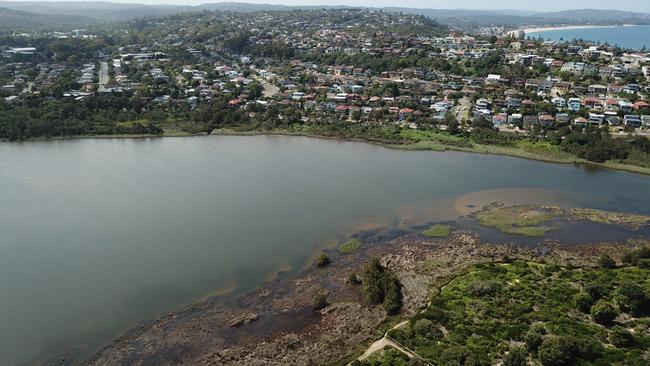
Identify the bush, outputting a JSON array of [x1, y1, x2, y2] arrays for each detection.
[[313, 293, 328, 310], [597, 254, 616, 269], [524, 324, 546, 352], [609, 326, 635, 348], [503, 346, 528, 366], [574, 292, 593, 313], [585, 283, 608, 301], [468, 280, 500, 297], [590, 300, 617, 325], [538, 337, 575, 366], [316, 252, 331, 267], [614, 281, 647, 315], [621, 246, 650, 266]]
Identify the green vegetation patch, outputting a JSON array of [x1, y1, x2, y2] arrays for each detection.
[[362, 260, 650, 366], [339, 239, 363, 254], [569, 208, 650, 229], [422, 224, 452, 237], [471, 203, 561, 237]]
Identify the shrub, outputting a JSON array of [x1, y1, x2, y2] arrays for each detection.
[[609, 326, 635, 348], [574, 292, 593, 313], [316, 252, 330, 267], [313, 293, 328, 310], [585, 283, 608, 301], [597, 254, 616, 269], [614, 281, 647, 315], [468, 280, 500, 297], [538, 337, 576, 366], [590, 300, 617, 325], [503, 346, 528, 366], [524, 324, 546, 352], [413, 318, 434, 337]]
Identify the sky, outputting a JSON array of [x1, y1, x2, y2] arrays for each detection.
[[5, 0, 649, 13]]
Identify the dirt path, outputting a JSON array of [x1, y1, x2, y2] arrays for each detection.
[[353, 320, 415, 363]]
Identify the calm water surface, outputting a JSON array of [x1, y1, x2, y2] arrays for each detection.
[[528, 25, 650, 50], [1, 135, 650, 365]]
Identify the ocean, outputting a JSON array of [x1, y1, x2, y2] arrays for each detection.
[[527, 25, 650, 50]]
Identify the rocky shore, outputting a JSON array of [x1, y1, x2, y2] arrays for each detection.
[[82, 224, 644, 366]]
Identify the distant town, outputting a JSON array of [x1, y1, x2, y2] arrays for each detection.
[[1, 8, 650, 170]]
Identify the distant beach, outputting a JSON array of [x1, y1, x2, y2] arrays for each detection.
[[509, 24, 649, 50], [507, 24, 636, 37]]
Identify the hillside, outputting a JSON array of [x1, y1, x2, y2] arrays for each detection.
[[0, 1, 649, 30], [0, 6, 95, 31]]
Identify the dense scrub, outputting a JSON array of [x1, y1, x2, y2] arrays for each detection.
[[360, 258, 650, 365]]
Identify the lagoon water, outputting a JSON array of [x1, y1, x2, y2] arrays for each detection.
[[1, 135, 650, 365], [527, 25, 650, 50]]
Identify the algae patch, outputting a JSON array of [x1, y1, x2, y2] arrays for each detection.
[[422, 224, 452, 237], [569, 208, 650, 229], [471, 203, 561, 237], [339, 239, 363, 254]]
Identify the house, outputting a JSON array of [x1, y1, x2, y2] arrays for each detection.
[[523, 115, 539, 129], [624, 115, 642, 128], [634, 101, 650, 111], [588, 113, 605, 125], [568, 98, 582, 112], [551, 97, 566, 109], [485, 74, 501, 85], [618, 101, 634, 113], [573, 117, 588, 127], [587, 84, 608, 96], [492, 113, 508, 127], [538, 114, 555, 127], [556, 113, 570, 125], [508, 113, 522, 126]]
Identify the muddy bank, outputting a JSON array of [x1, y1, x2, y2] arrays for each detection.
[[82, 224, 645, 366]]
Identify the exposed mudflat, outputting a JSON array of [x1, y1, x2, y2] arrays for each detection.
[[83, 220, 645, 366]]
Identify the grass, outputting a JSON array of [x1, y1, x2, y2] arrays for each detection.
[[339, 239, 363, 254], [471, 203, 561, 237], [422, 224, 452, 237]]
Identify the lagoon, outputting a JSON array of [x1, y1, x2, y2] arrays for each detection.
[[1, 135, 650, 365]]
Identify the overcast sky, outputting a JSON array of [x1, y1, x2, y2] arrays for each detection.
[[7, 0, 648, 12]]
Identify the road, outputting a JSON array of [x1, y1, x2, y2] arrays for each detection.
[[253, 75, 279, 98], [456, 96, 472, 122], [98, 61, 109, 88]]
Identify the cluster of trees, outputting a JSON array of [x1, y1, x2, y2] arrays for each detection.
[[548, 126, 650, 163], [360, 258, 402, 315]]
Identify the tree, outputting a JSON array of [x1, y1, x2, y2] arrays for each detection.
[[590, 300, 617, 325], [361, 257, 402, 315]]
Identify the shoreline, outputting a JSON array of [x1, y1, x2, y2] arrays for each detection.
[[83, 220, 650, 366], [211, 129, 650, 176], [3, 129, 650, 176], [508, 23, 636, 36]]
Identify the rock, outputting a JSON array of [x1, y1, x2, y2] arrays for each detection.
[[229, 313, 259, 328]]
